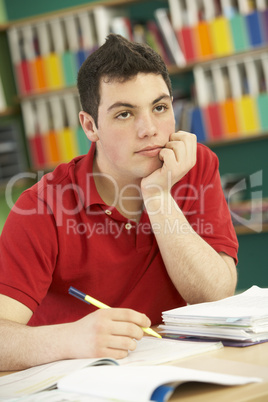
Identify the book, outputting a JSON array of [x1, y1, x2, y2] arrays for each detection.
[[154, 8, 186, 67], [160, 286, 268, 344], [0, 336, 225, 399], [56, 364, 261, 402]]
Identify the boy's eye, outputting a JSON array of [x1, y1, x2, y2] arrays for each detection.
[[154, 104, 167, 112], [117, 111, 130, 119]]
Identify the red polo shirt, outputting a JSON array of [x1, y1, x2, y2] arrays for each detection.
[[0, 143, 238, 325]]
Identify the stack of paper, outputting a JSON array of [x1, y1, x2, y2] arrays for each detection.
[[159, 286, 268, 345]]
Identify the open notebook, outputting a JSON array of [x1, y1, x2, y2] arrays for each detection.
[[0, 336, 222, 399]]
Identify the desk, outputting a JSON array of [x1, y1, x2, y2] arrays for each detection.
[[169, 341, 268, 401], [1, 342, 268, 401]]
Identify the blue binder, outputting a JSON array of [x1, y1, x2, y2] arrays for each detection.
[[245, 11, 265, 47], [190, 107, 207, 143]]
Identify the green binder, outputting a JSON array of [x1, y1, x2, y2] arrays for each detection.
[[230, 14, 249, 52], [62, 51, 77, 87], [257, 93, 268, 131]]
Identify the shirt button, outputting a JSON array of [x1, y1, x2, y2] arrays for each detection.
[[125, 223, 132, 230], [105, 209, 112, 215]]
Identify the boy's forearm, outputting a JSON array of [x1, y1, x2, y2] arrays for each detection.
[[0, 319, 70, 371], [144, 191, 237, 305]]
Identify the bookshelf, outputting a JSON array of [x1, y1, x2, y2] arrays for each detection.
[[1, 0, 268, 289], [0, 20, 27, 185]]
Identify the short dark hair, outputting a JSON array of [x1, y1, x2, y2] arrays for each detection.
[[77, 34, 172, 127]]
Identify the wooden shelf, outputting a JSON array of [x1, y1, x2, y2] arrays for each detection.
[[168, 45, 268, 74], [18, 86, 78, 101], [204, 132, 268, 148], [0, 23, 10, 32]]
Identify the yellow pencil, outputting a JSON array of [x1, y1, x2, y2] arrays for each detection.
[[69, 286, 162, 339]]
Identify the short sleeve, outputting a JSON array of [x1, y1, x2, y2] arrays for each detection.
[[0, 189, 58, 311]]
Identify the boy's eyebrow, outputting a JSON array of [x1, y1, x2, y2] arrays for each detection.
[[107, 94, 171, 112]]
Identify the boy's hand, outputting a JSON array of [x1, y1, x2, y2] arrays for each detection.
[[64, 308, 151, 360], [141, 131, 197, 197]]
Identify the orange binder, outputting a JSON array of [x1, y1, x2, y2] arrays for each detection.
[[194, 21, 213, 60], [220, 99, 240, 138], [34, 56, 47, 90]]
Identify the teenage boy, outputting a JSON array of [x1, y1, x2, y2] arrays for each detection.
[[0, 34, 238, 370]]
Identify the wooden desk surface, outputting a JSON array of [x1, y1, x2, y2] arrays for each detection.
[[168, 341, 268, 401], [1, 342, 268, 401]]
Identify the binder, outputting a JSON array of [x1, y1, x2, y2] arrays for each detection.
[[50, 95, 78, 163], [47, 19, 65, 89], [146, 20, 172, 66], [195, 0, 214, 59], [257, 0, 268, 42], [32, 26, 47, 91], [168, 0, 198, 63], [49, 18, 68, 87], [209, 0, 234, 56], [36, 21, 63, 91], [62, 93, 80, 158], [60, 18, 77, 87], [255, 55, 268, 130], [193, 66, 210, 139], [21, 25, 40, 93], [190, 107, 207, 142], [49, 96, 70, 163], [242, 0, 265, 46], [21, 101, 46, 168], [63, 15, 81, 74], [228, 60, 260, 135], [211, 64, 240, 138], [36, 98, 57, 166], [201, 67, 224, 140], [8, 27, 32, 95], [7, 27, 22, 95], [221, 0, 249, 52], [74, 15, 87, 68]]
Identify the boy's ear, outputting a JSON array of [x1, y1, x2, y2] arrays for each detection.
[[79, 111, 99, 142]]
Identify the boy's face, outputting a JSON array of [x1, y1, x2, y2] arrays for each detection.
[[94, 73, 175, 182]]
